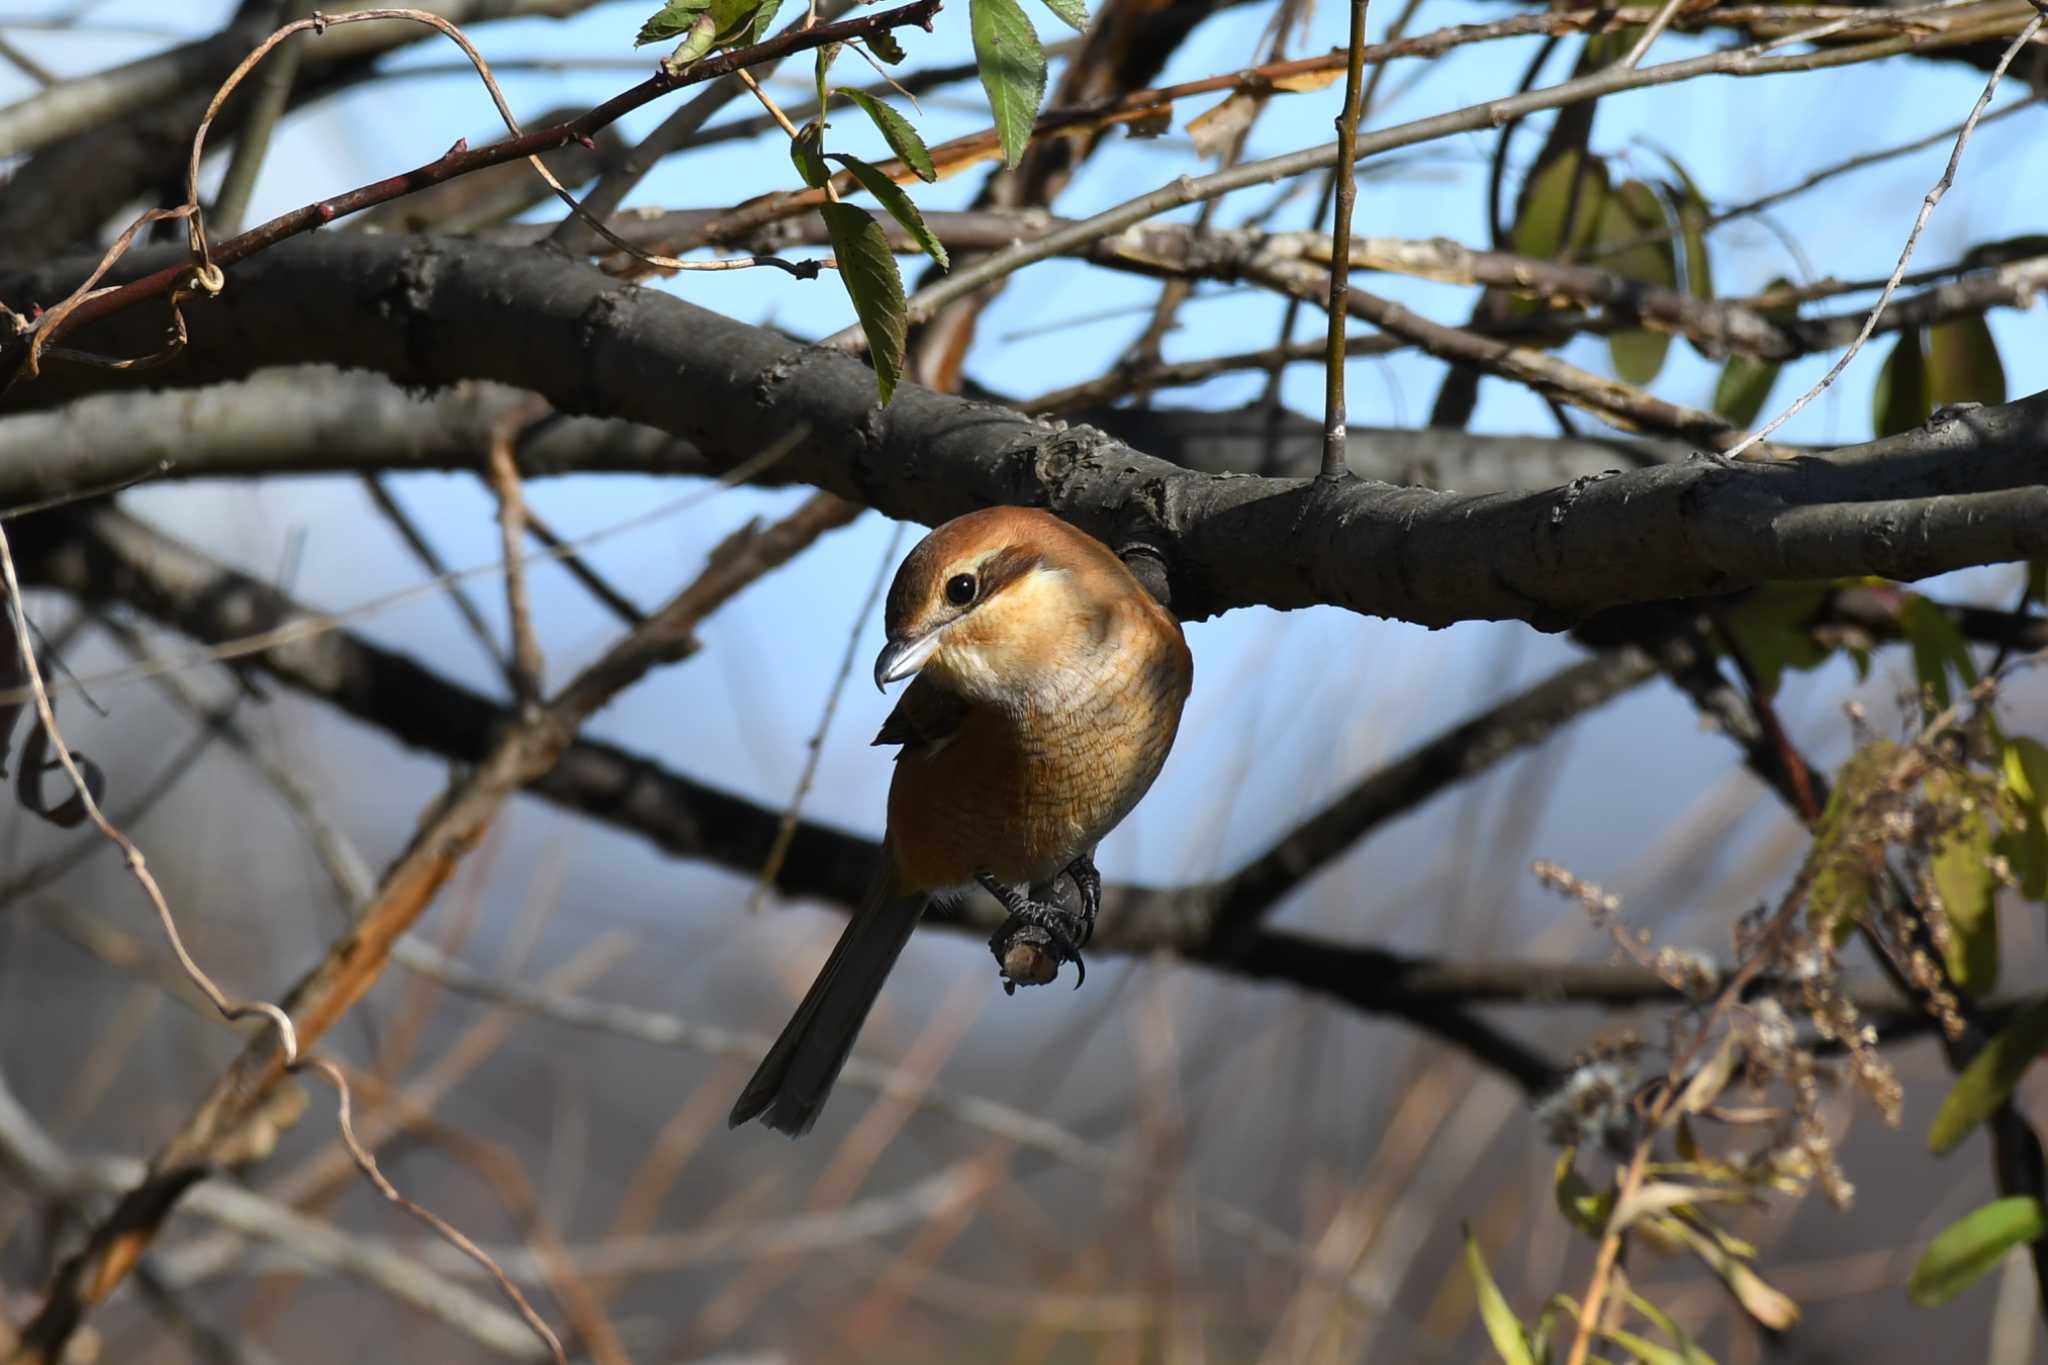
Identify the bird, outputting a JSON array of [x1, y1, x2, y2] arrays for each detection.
[[729, 506, 1193, 1137]]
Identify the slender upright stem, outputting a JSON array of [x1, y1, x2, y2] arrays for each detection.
[[1321, 0, 1373, 481]]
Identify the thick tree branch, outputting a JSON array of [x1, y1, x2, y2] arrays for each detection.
[[5, 235, 2044, 628]]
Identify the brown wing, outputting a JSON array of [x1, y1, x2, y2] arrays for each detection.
[[873, 674, 970, 758]]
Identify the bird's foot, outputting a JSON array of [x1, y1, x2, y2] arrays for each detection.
[[978, 874, 1087, 993], [1062, 853, 1101, 949]]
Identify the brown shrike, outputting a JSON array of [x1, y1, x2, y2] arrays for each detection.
[[729, 506, 1193, 1136]]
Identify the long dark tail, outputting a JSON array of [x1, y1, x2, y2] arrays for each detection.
[[728, 865, 926, 1137]]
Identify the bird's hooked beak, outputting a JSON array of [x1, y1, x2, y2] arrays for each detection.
[[874, 628, 943, 690]]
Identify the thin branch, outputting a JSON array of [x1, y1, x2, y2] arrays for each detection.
[[1720, 6, 2047, 459], [6, 476, 856, 1361], [1320, 0, 1372, 482]]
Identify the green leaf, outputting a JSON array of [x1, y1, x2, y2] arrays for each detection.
[[1625, 1291, 1715, 1365], [837, 88, 937, 181], [1464, 1226, 1537, 1365], [1722, 582, 1831, 698], [1712, 275, 1792, 426], [970, 0, 1047, 168], [1037, 0, 1088, 31], [1598, 179, 1677, 384], [1897, 593, 1978, 717], [866, 30, 906, 63], [743, 0, 783, 44], [1927, 768, 1998, 994], [1872, 327, 1929, 437], [828, 152, 948, 268], [1603, 1326, 1690, 1365], [1996, 736, 2048, 899], [1554, 1149, 1615, 1237], [821, 202, 907, 404], [1927, 313, 2006, 408], [1656, 1216, 1799, 1330], [1909, 1197, 2047, 1306], [1512, 149, 1608, 263], [1650, 152, 1714, 301], [636, 0, 710, 46], [1713, 357, 1777, 427], [789, 120, 829, 189], [1929, 997, 2048, 1155]]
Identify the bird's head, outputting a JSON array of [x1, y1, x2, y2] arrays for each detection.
[[873, 506, 1132, 702]]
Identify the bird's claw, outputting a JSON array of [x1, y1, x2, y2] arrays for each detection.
[[989, 905, 1087, 992]]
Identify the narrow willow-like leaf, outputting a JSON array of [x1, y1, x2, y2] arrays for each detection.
[[837, 88, 937, 181], [821, 202, 907, 403], [970, 0, 1047, 168], [828, 153, 948, 268], [1929, 997, 2048, 1155], [1598, 178, 1677, 384], [1909, 1197, 2047, 1305], [1463, 1227, 1536, 1365]]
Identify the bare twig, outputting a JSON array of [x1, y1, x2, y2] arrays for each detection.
[[1321, 0, 1372, 482], [487, 401, 550, 708], [1719, 6, 2047, 459]]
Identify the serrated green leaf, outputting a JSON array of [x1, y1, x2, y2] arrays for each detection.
[[1909, 1197, 2046, 1305], [789, 121, 828, 189], [837, 88, 936, 181], [971, 0, 1047, 168], [744, 0, 783, 43], [821, 202, 907, 404], [1927, 767, 1998, 994], [1598, 179, 1677, 384], [1037, 0, 1088, 31], [1464, 1226, 1537, 1365], [1873, 327, 1929, 437], [866, 30, 906, 63], [1928, 312, 2006, 408], [636, 0, 710, 47], [1930, 998, 2048, 1155], [828, 152, 948, 268]]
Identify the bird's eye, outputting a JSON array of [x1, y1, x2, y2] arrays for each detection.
[[944, 573, 978, 607]]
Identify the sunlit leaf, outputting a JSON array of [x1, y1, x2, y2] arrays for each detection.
[[1037, 0, 1088, 32], [1927, 767, 1998, 994], [1927, 313, 2006, 409], [1464, 1226, 1537, 1365], [970, 0, 1047, 168], [1658, 1216, 1799, 1330], [1995, 736, 2048, 899], [821, 202, 907, 404], [837, 88, 937, 181], [815, 40, 840, 111], [1872, 327, 1929, 437], [828, 152, 948, 267], [1909, 1197, 2046, 1306], [636, 0, 710, 46], [1929, 997, 2048, 1155], [1807, 740, 1901, 942]]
